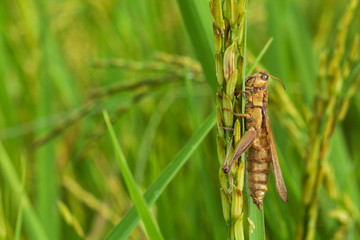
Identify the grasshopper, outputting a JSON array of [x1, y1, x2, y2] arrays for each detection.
[[222, 71, 288, 210]]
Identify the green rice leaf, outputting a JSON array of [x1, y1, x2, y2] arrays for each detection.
[[246, 37, 274, 76], [103, 111, 164, 240], [105, 110, 216, 240], [248, 205, 265, 240], [0, 143, 48, 240]]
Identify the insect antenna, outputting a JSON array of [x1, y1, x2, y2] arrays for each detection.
[[269, 74, 286, 90]]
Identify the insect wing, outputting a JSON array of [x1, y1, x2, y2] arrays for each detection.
[[223, 129, 256, 173], [232, 129, 257, 161], [264, 111, 288, 203]]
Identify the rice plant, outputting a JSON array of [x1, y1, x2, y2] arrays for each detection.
[[0, 0, 359, 239]]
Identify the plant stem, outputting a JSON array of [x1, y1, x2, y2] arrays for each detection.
[[210, 0, 247, 239]]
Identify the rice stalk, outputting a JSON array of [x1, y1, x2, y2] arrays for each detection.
[[297, 0, 359, 238], [62, 176, 120, 224], [210, 0, 247, 238], [30, 75, 182, 150], [58, 201, 85, 239], [28, 51, 208, 150], [92, 54, 204, 83]]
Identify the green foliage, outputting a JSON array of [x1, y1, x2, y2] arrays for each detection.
[[0, 144, 47, 239], [105, 111, 216, 240], [0, 0, 359, 239], [104, 111, 164, 240]]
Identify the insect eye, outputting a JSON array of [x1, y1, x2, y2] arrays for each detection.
[[261, 74, 268, 80]]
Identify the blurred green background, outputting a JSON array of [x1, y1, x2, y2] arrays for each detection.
[[0, 0, 359, 239]]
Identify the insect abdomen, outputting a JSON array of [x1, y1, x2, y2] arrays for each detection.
[[247, 132, 271, 210]]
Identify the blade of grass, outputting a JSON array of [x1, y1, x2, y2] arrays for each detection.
[[34, 2, 59, 238], [176, 0, 216, 92], [286, 4, 317, 102], [0, 143, 48, 240], [185, 77, 226, 240], [235, 4, 263, 238], [0, 23, 16, 129], [14, 202, 24, 240], [246, 37, 274, 76], [264, 0, 292, 90], [105, 110, 216, 240], [14, 157, 26, 240], [36, 87, 58, 240], [134, 93, 176, 184], [103, 110, 164, 240], [248, 206, 265, 240], [242, 8, 266, 240]]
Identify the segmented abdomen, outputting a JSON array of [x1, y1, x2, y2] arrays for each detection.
[[247, 128, 271, 210]]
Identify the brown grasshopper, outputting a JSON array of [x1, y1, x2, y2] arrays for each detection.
[[222, 71, 288, 210]]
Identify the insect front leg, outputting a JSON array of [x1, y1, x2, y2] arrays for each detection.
[[222, 108, 250, 119], [236, 90, 253, 102]]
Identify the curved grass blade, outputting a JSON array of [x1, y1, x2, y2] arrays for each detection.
[[0, 143, 48, 240], [241, 9, 266, 240], [14, 202, 24, 240], [246, 37, 274, 76], [105, 110, 216, 240], [246, 39, 273, 238], [14, 158, 26, 240], [103, 111, 164, 240]]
